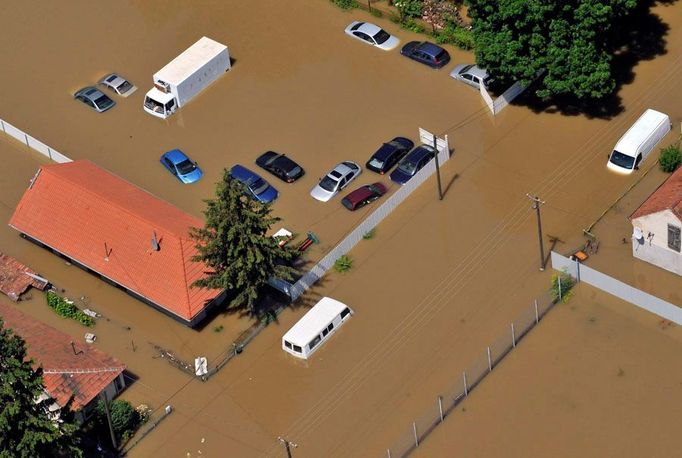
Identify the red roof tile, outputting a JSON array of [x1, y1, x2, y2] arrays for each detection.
[[0, 301, 125, 411], [631, 166, 682, 220], [0, 252, 48, 301], [8, 160, 218, 323]]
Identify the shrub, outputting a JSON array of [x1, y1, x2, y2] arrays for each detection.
[[394, 0, 424, 19], [45, 291, 94, 326], [659, 143, 681, 173], [332, 0, 357, 10], [334, 255, 353, 273], [550, 270, 575, 303], [370, 8, 383, 18], [399, 18, 426, 33], [95, 399, 140, 442], [363, 228, 376, 240], [435, 24, 474, 50]]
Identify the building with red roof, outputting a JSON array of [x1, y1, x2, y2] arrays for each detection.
[[8, 160, 225, 327], [630, 166, 682, 276], [0, 301, 126, 421]]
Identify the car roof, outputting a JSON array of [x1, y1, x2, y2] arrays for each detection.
[[417, 42, 445, 56], [76, 87, 104, 100], [331, 163, 354, 176], [357, 22, 382, 36], [345, 185, 375, 203], [405, 145, 436, 161], [463, 65, 488, 79], [231, 164, 260, 182], [163, 149, 189, 163], [372, 143, 400, 161]]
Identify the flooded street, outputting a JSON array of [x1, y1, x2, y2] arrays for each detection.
[[1, 0, 681, 457]]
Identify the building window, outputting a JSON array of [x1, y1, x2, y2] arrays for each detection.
[[668, 224, 681, 252]]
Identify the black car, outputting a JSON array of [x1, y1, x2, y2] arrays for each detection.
[[400, 41, 451, 69], [365, 137, 415, 175], [255, 151, 305, 183]]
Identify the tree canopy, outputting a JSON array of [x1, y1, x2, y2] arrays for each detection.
[[467, 0, 638, 100], [191, 169, 298, 316], [0, 320, 82, 458]]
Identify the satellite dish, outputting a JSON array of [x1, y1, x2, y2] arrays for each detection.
[[633, 227, 644, 243]]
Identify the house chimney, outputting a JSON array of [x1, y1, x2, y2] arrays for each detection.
[[151, 231, 160, 252]]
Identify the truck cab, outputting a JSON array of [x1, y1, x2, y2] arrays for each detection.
[[143, 87, 177, 119]]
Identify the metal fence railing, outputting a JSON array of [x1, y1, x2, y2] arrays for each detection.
[[0, 117, 72, 163], [386, 291, 556, 458]]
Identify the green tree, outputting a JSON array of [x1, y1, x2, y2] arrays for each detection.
[[94, 399, 139, 441], [191, 169, 298, 316], [0, 320, 82, 458], [467, 0, 637, 100]]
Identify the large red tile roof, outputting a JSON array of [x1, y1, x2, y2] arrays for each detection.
[[631, 166, 682, 220], [0, 301, 125, 411], [8, 160, 218, 323]]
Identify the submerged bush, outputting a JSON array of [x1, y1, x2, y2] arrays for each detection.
[[550, 270, 575, 303], [332, 0, 357, 10], [435, 24, 474, 50], [659, 143, 681, 173], [334, 255, 353, 273], [46, 291, 94, 326]]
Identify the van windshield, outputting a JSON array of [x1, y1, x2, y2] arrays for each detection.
[[609, 150, 635, 169]]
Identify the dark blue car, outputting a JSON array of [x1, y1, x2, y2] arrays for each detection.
[[389, 145, 437, 185], [230, 165, 279, 203], [366, 137, 415, 175], [400, 41, 451, 69], [159, 149, 203, 184]]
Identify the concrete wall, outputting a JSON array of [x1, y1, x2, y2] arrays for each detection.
[[632, 210, 682, 276]]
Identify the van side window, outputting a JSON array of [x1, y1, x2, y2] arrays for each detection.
[[340, 308, 351, 319], [668, 224, 681, 252], [308, 335, 322, 350]]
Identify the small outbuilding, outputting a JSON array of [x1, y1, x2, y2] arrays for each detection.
[[630, 166, 682, 275]]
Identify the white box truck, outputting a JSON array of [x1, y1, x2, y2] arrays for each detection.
[[143, 36, 230, 119], [606, 109, 672, 175]]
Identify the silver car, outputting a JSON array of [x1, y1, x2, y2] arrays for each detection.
[[310, 161, 362, 202], [74, 87, 115, 113], [344, 21, 400, 51], [450, 64, 492, 90], [99, 73, 137, 97]]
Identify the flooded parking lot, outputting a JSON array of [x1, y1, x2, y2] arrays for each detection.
[[1, 0, 682, 456]]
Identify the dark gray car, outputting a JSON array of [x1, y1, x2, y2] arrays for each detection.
[[74, 87, 115, 113]]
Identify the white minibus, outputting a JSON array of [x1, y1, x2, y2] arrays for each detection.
[[282, 297, 352, 360], [607, 109, 671, 175]]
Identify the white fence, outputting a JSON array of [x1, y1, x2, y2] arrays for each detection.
[[290, 136, 450, 301], [0, 118, 72, 163], [480, 80, 528, 116], [551, 251, 682, 325]]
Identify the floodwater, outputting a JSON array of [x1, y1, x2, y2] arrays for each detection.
[[0, 0, 681, 457]]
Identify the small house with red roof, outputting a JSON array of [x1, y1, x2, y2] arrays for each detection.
[[0, 301, 126, 422], [630, 166, 682, 276], [8, 160, 225, 327]]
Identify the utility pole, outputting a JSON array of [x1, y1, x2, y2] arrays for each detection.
[[526, 194, 546, 271], [433, 134, 443, 200], [101, 391, 118, 450], [277, 436, 298, 458]]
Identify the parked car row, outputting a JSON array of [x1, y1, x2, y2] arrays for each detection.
[[158, 135, 438, 210], [343, 21, 492, 89], [74, 73, 137, 113]]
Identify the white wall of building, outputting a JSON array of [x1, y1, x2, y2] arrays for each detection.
[[632, 209, 682, 275]]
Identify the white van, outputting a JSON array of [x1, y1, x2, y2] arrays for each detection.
[[607, 109, 671, 175], [282, 297, 352, 360]]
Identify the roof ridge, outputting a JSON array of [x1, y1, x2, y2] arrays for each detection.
[[41, 161, 200, 241], [178, 238, 194, 316]]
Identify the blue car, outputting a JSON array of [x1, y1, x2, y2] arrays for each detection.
[[160, 149, 203, 184], [389, 145, 436, 185], [230, 165, 279, 203]]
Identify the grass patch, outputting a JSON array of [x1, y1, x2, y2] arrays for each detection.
[[331, 0, 357, 10], [213, 324, 224, 333]]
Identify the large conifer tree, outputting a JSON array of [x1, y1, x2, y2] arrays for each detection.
[[0, 320, 82, 458], [191, 169, 297, 315]]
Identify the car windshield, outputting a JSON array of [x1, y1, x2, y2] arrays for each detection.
[[94, 95, 112, 108], [609, 150, 635, 169], [373, 30, 390, 44], [368, 184, 381, 194], [398, 160, 418, 176], [319, 176, 339, 192], [286, 166, 302, 177], [369, 158, 384, 169], [117, 81, 133, 93], [250, 178, 269, 195], [176, 159, 196, 175]]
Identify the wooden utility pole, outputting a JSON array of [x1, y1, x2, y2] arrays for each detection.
[[527, 194, 546, 271], [433, 134, 443, 200], [278, 436, 298, 458]]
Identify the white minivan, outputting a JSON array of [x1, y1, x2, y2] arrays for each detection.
[[607, 109, 672, 175]]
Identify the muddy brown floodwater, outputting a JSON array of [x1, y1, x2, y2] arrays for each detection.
[[0, 0, 681, 457]]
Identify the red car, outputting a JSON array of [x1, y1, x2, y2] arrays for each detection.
[[341, 182, 387, 211]]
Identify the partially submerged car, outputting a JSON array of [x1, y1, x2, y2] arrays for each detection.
[[449, 64, 492, 90], [366, 137, 414, 175], [230, 165, 279, 203], [310, 161, 362, 202], [389, 145, 436, 185], [341, 183, 387, 211], [255, 151, 305, 183], [160, 149, 203, 184], [99, 73, 137, 97], [344, 21, 400, 51], [400, 41, 450, 69], [73, 87, 115, 113]]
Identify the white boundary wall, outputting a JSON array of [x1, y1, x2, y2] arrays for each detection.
[[290, 131, 450, 300], [551, 251, 682, 325], [0, 118, 72, 163]]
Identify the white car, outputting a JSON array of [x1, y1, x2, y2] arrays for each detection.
[[99, 73, 137, 97], [310, 161, 362, 202], [344, 21, 400, 51]]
